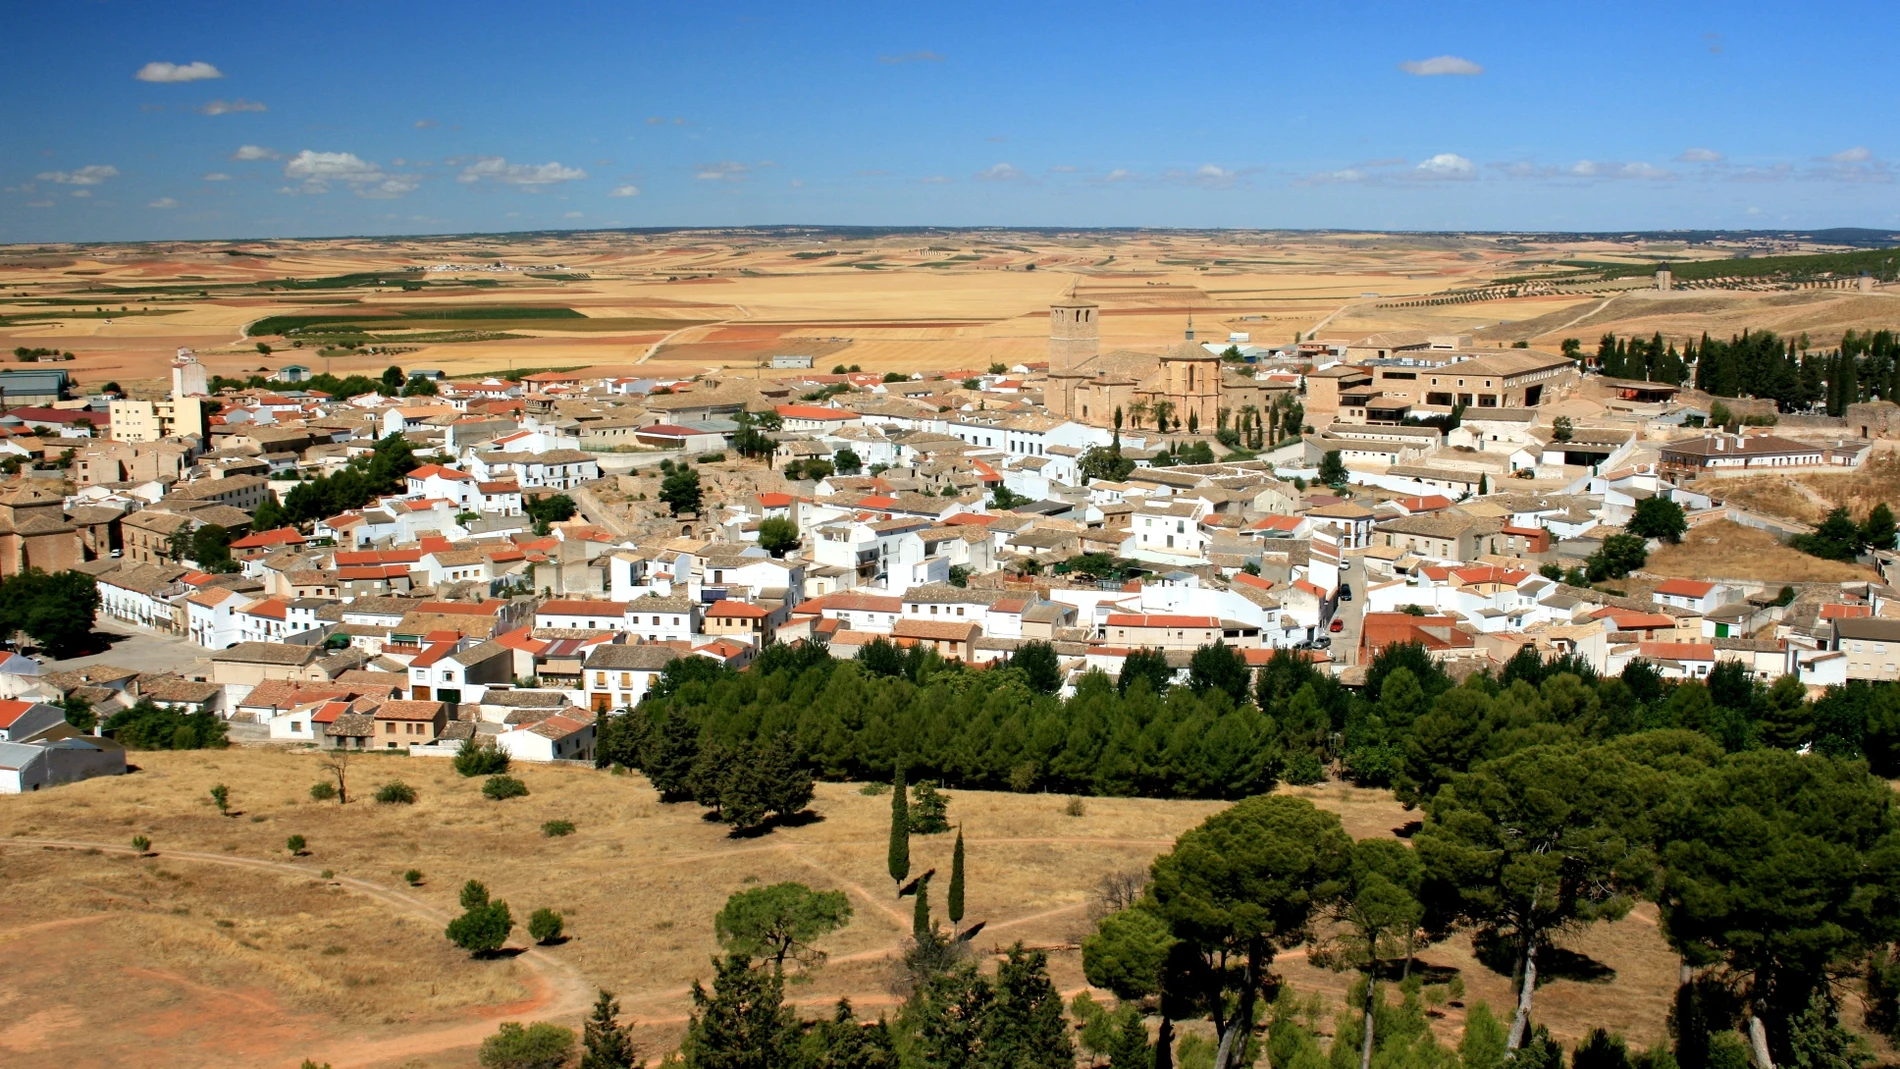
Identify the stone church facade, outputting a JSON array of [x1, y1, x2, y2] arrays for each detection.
[[1043, 295, 1222, 434]]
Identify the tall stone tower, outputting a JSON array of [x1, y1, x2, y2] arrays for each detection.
[[1048, 294, 1099, 373], [172, 346, 208, 398]]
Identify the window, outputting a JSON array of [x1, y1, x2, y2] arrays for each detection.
[[385, 722, 396, 734], [290, 721, 301, 732]]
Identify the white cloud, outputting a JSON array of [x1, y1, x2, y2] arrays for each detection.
[[1049, 164, 1078, 173], [879, 50, 945, 65], [915, 175, 954, 185], [457, 157, 588, 186], [1618, 162, 1674, 180], [26, 200, 54, 208], [414, 119, 437, 129], [608, 184, 640, 197], [148, 197, 179, 209], [1102, 169, 1134, 182], [1414, 153, 1475, 178], [1678, 147, 1724, 162], [232, 144, 281, 161], [286, 150, 384, 184], [1828, 146, 1873, 163], [563, 211, 583, 218], [356, 176, 420, 199], [975, 162, 1022, 181], [37, 165, 119, 186], [70, 190, 90, 198], [1567, 160, 1603, 177], [198, 98, 266, 115], [202, 172, 232, 181], [1398, 55, 1483, 76], [1306, 168, 1366, 184], [693, 161, 749, 182], [136, 60, 223, 83]]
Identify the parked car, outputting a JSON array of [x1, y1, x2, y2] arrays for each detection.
[[1338, 584, 1353, 602], [1330, 618, 1345, 633], [1313, 636, 1332, 649]]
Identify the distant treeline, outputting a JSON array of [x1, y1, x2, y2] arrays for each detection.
[[1595, 246, 1900, 283], [1593, 327, 1900, 414], [595, 637, 1900, 803]]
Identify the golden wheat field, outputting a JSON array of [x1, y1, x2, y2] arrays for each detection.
[[6, 230, 1896, 396]]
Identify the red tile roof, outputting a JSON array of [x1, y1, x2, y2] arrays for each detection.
[[0, 699, 44, 729], [1105, 614, 1219, 628], [1655, 577, 1717, 598], [707, 600, 768, 618], [231, 527, 306, 549], [1638, 641, 1716, 662], [776, 404, 857, 421]]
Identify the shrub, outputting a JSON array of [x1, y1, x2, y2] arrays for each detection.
[[375, 780, 418, 805], [483, 775, 529, 800], [453, 736, 511, 777], [1064, 796, 1087, 817], [309, 781, 337, 801], [478, 1021, 573, 1069], [104, 699, 228, 750], [287, 834, 307, 855], [541, 820, 575, 838], [1282, 752, 1326, 786], [131, 835, 151, 854], [529, 907, 565, 944], [404, 869, 424, 886]]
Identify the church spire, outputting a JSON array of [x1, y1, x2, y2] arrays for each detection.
[[1185, 313, 1194, 342]]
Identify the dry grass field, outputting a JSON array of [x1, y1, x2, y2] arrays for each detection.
[[0, 747, 1737, 1068], [6, 230, 1897, 397], [1640, 519, 1873, 588]]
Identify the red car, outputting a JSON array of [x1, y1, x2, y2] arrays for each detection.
[[1329, 618, 1345, 633]]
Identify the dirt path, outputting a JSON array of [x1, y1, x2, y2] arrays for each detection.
[[637, 304, 749, 365], [4, 829, 1180, 1065], [1548, 293, 1621, 336], [0, 838, 595, 1069]]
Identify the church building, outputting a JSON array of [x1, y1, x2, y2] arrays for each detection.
[[1043, 294, 1223, 435]]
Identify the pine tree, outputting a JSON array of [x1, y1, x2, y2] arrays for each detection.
[[947, 828, 966, 933], [981, 944, 1075, 1069], [888, 764, 910, 894], [580, 988, 638, 1069], [682, 954, 797, 1069]]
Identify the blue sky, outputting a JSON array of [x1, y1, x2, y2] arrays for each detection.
[[3, 1, 1894, 242]]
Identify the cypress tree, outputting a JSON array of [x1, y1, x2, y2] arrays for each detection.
[[888, 764, 910, 894], [913, 874, 932, 938], [948, 828, 966, 933]]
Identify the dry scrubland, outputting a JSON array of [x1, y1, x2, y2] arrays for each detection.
[[0, 748, 1713, 1068], [6, 231, 1897, 394]]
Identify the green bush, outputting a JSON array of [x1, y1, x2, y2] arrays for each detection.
[[375, 781, 418, 805], [453, 737, 511, 777], [287, 834, 307, 855], [404, 869, 423, 886], [104, 700, 228, 750], [541, 820, 575, 838], [309, 781, 337, 801], [1282, 752, 1326, 786], [529, 907, 564, 944], [483, 775, 529, 800], [477, 1021, 572, 1069]]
